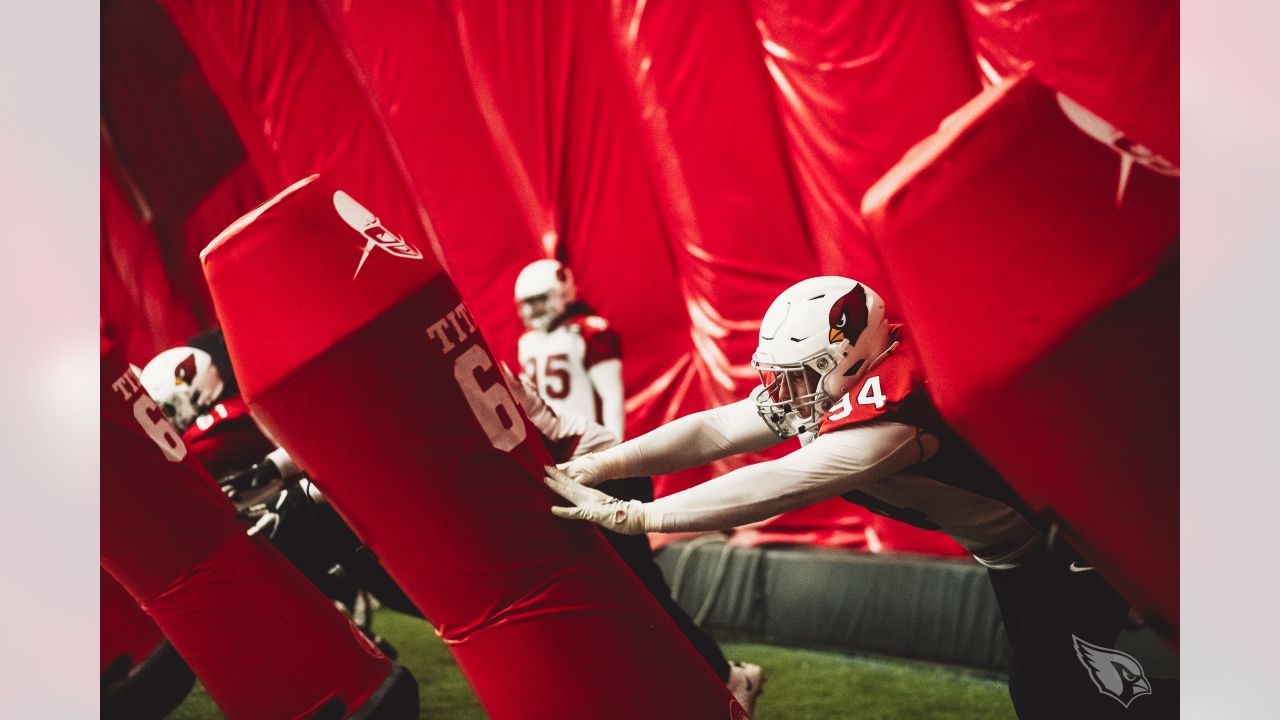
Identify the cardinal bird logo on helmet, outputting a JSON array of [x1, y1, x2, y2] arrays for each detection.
[[174, 352, 198, 385], [828, 284, 869, 344], [1073, 635, 1152, 707]]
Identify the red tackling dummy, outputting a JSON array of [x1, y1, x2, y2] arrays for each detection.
[[101, 567, 165, 687], [200, 175, 741, 719], [862, 75, 1178, 633], [100, 339, 409, 720], [101, 567, 194, 720]]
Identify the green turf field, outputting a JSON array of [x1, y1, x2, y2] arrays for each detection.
[[167, 609, 1016, 719]]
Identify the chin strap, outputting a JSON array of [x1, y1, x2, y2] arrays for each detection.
[[866, 340, 900, 373]]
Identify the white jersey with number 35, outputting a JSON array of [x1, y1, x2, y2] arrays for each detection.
[[518, 314, 621, 427]]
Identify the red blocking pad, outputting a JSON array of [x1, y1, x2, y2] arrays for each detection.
[[100, 567, 165, 678], [863, 75, 1178, 631], [201, 175, 740, 719], [972, 263, 1178, 633], [100, 342, 395, 719]]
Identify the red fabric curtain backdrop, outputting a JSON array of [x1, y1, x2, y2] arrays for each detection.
[[101, 140, 200, 365], [101, 0, 264, 345], [749, 0, 982, 298]]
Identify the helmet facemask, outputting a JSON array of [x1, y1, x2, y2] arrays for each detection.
[[752, 347, 840, 439], [517, 290, 565, 332], [160, 390, 203, 435], [139, 347, 226, 434]]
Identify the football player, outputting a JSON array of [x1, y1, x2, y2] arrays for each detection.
[[506, 369, 765, 715], [138, 330, 418, 650], [515, 259, 625, 440], [138, 334, 285, 481], [545, 276, 1175, 719]]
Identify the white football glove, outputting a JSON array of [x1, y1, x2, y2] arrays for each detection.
[[544, 465, 650, 535], [554, 452, 612, 487]]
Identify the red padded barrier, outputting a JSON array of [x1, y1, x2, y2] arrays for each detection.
[[100, 341, 396, 719], [100, 568, 165, 677], [973, 261, 1178, 632], [959, 0, 1178, 164], [201, 176, 740, 719], [863, 75, 1178, 630]]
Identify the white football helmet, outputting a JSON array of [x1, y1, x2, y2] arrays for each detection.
[[752, 277, 891, 438], [514, 259, 576, 332], [139, 346, 226, 434]]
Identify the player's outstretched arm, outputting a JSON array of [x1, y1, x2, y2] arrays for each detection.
[[556, 397, 783, 486], [548, 421, 936, 534]]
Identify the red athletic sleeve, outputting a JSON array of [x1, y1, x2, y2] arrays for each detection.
[[579, 315, 622, 368], [182, 398, 277, 478]]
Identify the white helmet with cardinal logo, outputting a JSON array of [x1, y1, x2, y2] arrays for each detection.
[[751, 277, 892, 438], [514, 259, 577, 332], [139, 346, 226, 434]]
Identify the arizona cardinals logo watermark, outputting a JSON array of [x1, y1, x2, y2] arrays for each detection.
[[332, 190, 423, 279], [828, 284, 869, 344], [1073, 635, 1152, 708]]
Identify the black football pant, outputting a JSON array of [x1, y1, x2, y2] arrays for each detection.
[[987, 548, 1177, 719], [298, 498, 422, 618], [598, 477, 732, 683]]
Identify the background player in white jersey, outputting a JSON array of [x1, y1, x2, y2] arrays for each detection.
[[515, 259, 625, 440], [544, 276, 1176, 720], [509, 259, 765, 712]]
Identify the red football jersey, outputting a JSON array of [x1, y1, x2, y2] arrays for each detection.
[[818, 326, 926, 436], [814, 328, 1043, 567], [182, 397, 276, 480]]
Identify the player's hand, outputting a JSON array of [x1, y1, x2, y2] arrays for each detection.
[[544, 465, 649, 535], [220, 460, 280, 494], [555, 453, 609, 487], [219, 455, 293, 509]]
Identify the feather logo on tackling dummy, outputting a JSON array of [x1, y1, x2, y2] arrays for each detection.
[[332, 191, 423, 279], [1072, 635, 1152, 708], [1057, 94, 1178, 208]]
